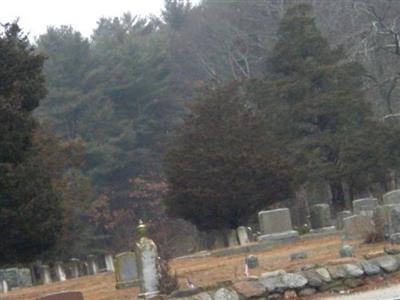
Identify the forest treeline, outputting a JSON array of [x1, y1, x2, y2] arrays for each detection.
[[2, 0, 400, 263]]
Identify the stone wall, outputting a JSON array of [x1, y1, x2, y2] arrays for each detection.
[[166, 252, 400, 300]]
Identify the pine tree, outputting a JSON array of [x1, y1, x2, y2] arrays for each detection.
[[0, 23, 63, 263], [165, 83, 293, 230], [253, 4, 400, 208]]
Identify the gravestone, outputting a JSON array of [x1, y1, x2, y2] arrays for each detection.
[[336, 211, 352, 230], [383, 113, 400, 127], [309, 204, 335, 232], [0, 268, 32, 289], [136, 237, 160, 298], [37, 291, 84, 300], [343, 215, 375, 240], [227, 230, 239, 247], [115, 252, 140, 289], [54, 262, 66, 282], [1, 280, 8, 293], [40, 265, 51, 284], [104, 253, 115, 272], [69, 258, 80, 278], [211, 230, 226, 249], [237, 226, 250, 245], [257, 208, 299, 242], [383, 190, 400, 205], [391, 206, 400, 233], [353, 198, 378, 216], [374, 205, 398, 238], [87, 255, 98, 275]]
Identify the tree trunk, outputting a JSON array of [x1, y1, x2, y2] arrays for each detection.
[[330, 181, 346, 213]]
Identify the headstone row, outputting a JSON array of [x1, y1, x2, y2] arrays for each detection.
[[341, 189, 400, 240]]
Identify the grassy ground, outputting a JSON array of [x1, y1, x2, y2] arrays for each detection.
[[3, 235, 395, 300]]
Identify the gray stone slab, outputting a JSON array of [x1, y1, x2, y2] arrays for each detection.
[[258, 208, 293, 235], [336, 210, 352, 230], [115, 252, 140, 289], [383, 190, 400, 205], [0, 268, 32, 289], [310, 204, 332, 229], [353, 198, 378, 216], [257, 230, 299, 243], [342, 215, 375, 240], [227, 230, 239, 247]]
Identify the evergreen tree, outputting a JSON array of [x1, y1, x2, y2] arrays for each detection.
[[0, 23, 63, 263], [162, 0, 192, 31], [165, 83, 293, 230], [253, 4, 400, 208]]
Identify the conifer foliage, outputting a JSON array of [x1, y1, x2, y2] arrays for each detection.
[[253, 4, 400, 207], [165, 83, 293, 230]]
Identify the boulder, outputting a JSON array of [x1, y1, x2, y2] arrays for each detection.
[[281, 273, 308, 289], [344, 278, 364, 288], [318, 280, 345, 292], [384, 247, 400, 255], [268, 294, 282, 300], [315, 268, 331, 282], [232, 280, 266, 298], [283, 290, 297, 299], [298, 287, 316, 297], [169, 292, 213, 300], [327, 265, 346, 280], [258, 273, 286, 293], [301, 270, 323, 287], [371, 255, 399, 272], [342, 264, 364, 278], [360, 260, 381, 276], [214, 288, 239, 300], [169, 288, 202, 298]]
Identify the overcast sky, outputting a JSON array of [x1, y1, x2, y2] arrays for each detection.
[[0, 0, 199, 40]]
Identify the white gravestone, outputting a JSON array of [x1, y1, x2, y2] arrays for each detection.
[[237, 226, 250, 245], [87, 255, 98, 275], [257, 208, 299, 242], [227, 229, 239, 247], [136, 237, 160, 298], [105, 253, 115, 272], [41, 265, 51, 284], [54, 262, 66, 282], [69, 258, 80, 278], [1, 280, 7, 294]]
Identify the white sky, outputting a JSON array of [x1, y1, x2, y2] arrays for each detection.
[[0, 0, 198, 40]]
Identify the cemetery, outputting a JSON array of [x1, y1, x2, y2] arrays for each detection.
[[1, 190, 400, 299]]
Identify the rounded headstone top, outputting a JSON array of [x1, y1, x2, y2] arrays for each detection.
[[312, 203, 330, 208], [258, 208, 290, 215]]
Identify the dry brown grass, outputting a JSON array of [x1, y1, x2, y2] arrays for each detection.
[[3, 235, 395, 300]]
